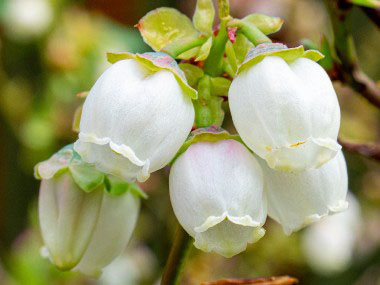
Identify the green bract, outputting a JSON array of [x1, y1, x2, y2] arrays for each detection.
[[137, 8, 199, 52], [179, 63, 204, 87], [34, 144, 147, 198], [107, 51, 198, 99], [193, 0, 215, 35], [241, 13, 284, 35], [238, 43, 324, 74]]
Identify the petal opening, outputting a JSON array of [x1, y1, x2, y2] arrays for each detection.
[[283, 200, 349, 236], [264, 136, 341, 172], [193, 212, 265, 258], [74, 133, 150, 182]]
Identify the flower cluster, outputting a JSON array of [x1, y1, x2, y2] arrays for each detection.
[[34, 1, 349, 276]]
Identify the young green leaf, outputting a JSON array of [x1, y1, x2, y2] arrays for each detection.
[[137, 8, 198, 51], [241, 13, 284, 35], [193, 0, 215, 35]]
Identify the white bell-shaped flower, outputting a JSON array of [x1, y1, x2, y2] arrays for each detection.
[[74, 53, 196, 182], [36, 145, 141, 277], [302, 193, 361, 275], [260, 150, 348, 235], [229, 44, 341, 172], [169, 138, 267, 258], [39, 175, 140, 276]]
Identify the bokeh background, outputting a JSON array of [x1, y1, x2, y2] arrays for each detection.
[[0, 0, 379, 284]]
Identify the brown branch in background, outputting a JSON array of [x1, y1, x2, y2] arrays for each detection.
[[325, 0, 380, 109], [201, 276, 298, 285], [360, 6, 380, 29], [339, 138, 380, 161], [332, 63, 380, 109]]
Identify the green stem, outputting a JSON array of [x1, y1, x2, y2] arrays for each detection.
[[204, 21, 229, 76], [162, 36, 208, 58], [228, 20, 271, 46], [161, 225, 192, 285], [218, 0, 230, 19]]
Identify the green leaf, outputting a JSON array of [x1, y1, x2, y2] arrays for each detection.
[[137, 8, 198, 51], [72, 104, 82, 133], [350, 0, 380, 8], [241, 13, 284, 35], [233, 34, 254, 65], [319, 35, 334, 71], [69, 163, 105, 193], [210, 77, 231, 97], [179, 63, 204, 87], [105, 176, 147, 199], [193, 0, 215, 35]]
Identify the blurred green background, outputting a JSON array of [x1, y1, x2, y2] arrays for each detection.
[[0, 0, 379, 284]]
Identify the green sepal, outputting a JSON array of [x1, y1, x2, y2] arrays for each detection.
[[69, 164, 105, 193], [137, 8, 198, 52], [72, 104, 82, 133], [209, 97, 225, 127], [210, 77, 231, 97], [179, 63, 204, 87], [222, 58, 234, 78], [34, 144, 106, 193], [170, 127, 242, 164], [107, 52, 197, 99], [350, 0, 380, 8], [241, 13, 284, 35], [193, 0, 215, 35], [233, 34, 254, 65], [225, 40, 238, 75], [34, 144, 80, 180], [194, 100, 213, 128], [104, 175, 147, 199], [238, 43, 324, 74]]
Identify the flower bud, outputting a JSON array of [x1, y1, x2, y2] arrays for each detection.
[[74, 53, 196, 182], [229, 44, 341, 172], [169, 133, 266, 258], [260, 151, 348, 235], [302, 193, 361, 275], [35, 145, 142, 276]]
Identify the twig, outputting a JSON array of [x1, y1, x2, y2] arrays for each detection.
[[325, 0, 380, 109], [332, 63, 380, 108], [201, 276, 299, 285], [161, 224, 192, 285], [339, 138, 380, 161]]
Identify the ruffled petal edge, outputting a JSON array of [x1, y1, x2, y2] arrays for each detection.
[[282, 199, 349, 236], [76, 132, 151, 182], [264, 136, 341, 172], [194, 211, 263, 233]]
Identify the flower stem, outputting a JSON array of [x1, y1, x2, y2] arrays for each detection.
[[162, 36, 208, 58], [161, 224, 193, 285], [204, 20, 229, 77]]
